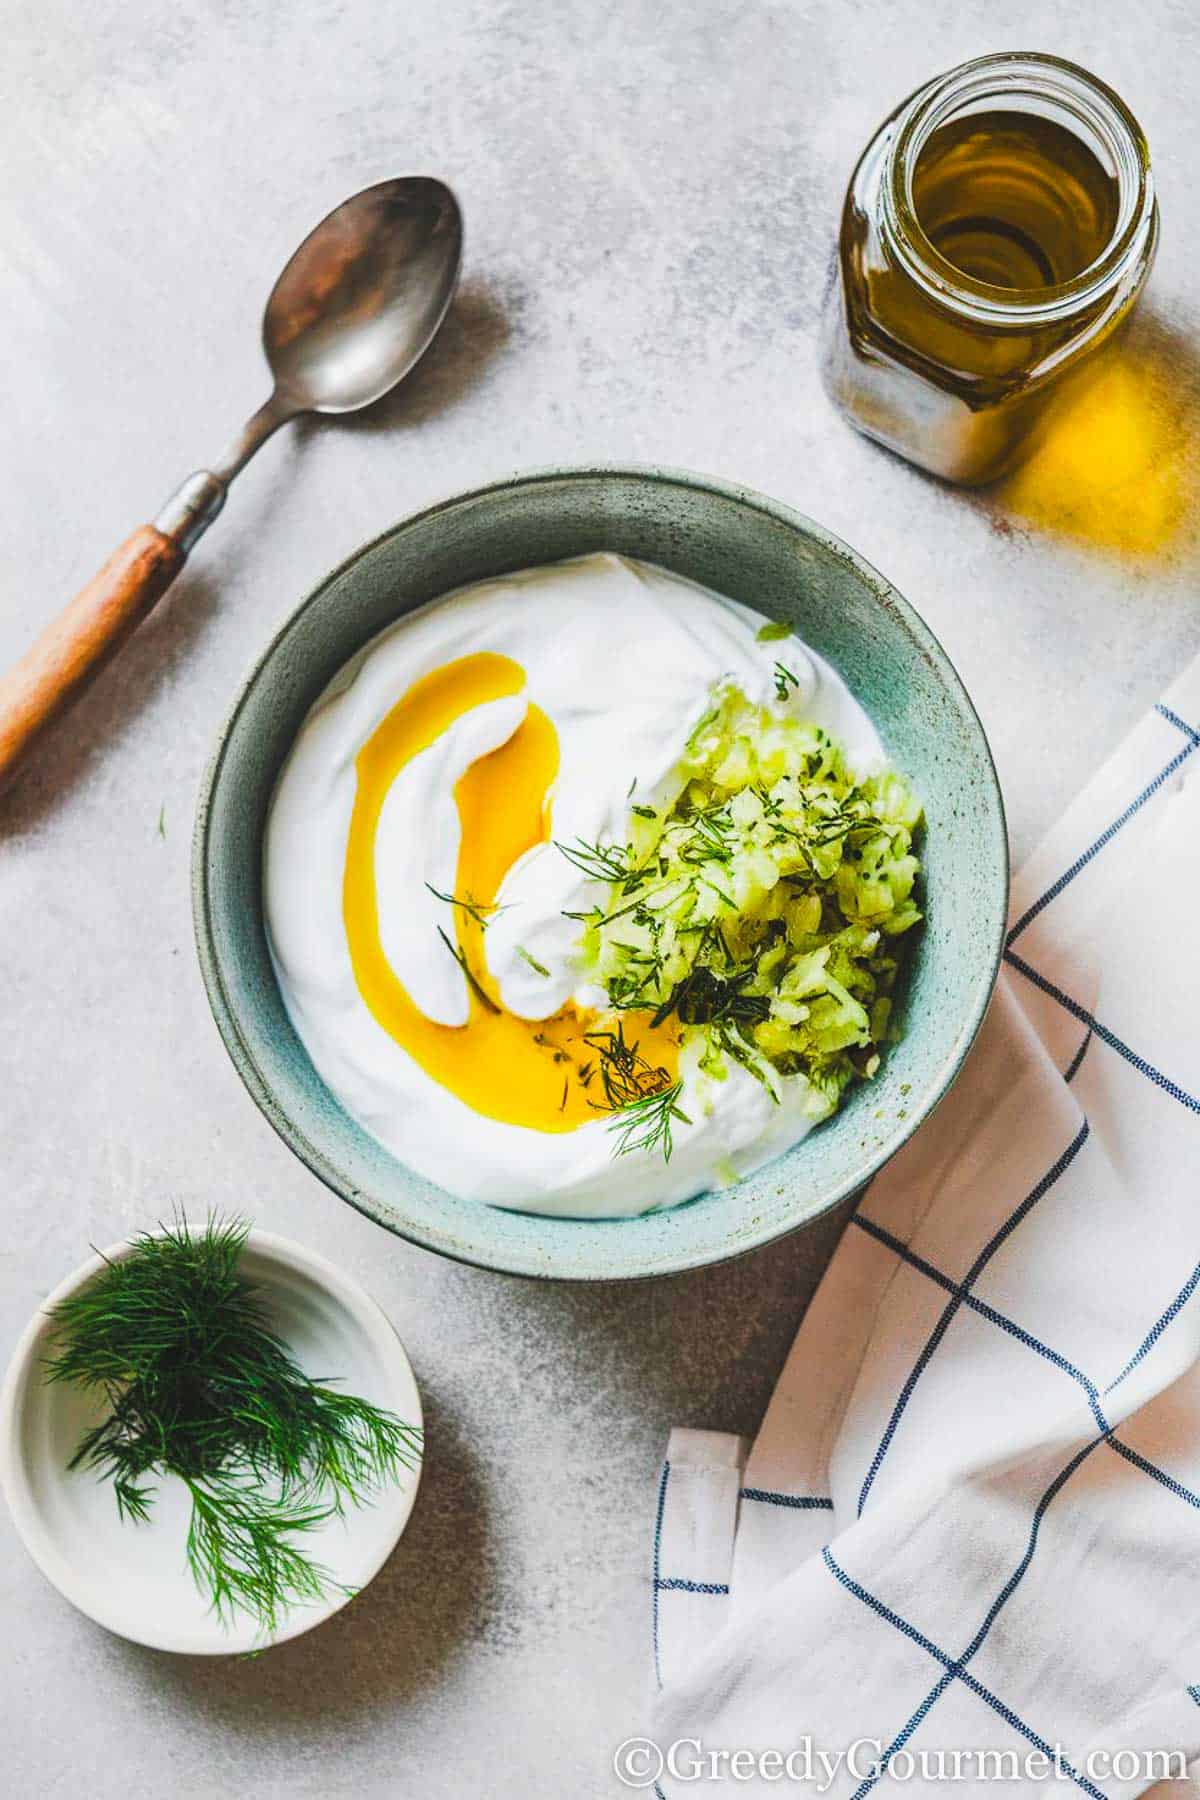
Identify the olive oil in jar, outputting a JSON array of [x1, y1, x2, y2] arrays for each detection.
[[912, 111, 1119, 292], [821, 55, 1158, 485]]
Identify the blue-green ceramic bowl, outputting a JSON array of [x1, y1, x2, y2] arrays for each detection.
[[193, 466, 1007, 1280]]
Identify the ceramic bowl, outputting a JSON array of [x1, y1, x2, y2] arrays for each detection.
[[193, 465, 1007, 1280], [0, 1230, 423, 1654]]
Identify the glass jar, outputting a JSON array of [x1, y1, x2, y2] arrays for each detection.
[[820, 52, 1159, 485]]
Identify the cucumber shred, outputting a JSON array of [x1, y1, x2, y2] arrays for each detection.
[[569, 684, 923, 1127]]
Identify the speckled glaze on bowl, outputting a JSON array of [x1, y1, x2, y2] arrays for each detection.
[[193, 466, 1007, 1281]]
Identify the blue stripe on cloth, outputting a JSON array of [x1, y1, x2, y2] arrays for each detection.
[[850, 1436, 1106, 1797], [826, 1224, 1200, 1800], [1064, 1028, 1093, 1085], [1109, 1436, 1200, 1510], [1007, 714, 1198, 946], [850, 1672, 957, 1800], [857, 1120, 1091, 1516], [1107, 1262, 1200, 1393], [824, 1542, 1107, 1799], [854, 1215, 1200, 1519], [957, 1121, 1090, 1297], [952, 1666, 1107, 1800], [853, 1214, 1110, 1432], [1006, 949, 1200, 1115], [655, 1578, 730, 1594], [1158, 702, 1200, 746], [651, 1460, 669, 1690], [822, 1546, 950, 1662], [956, 1436, 1105, 1668], [739, 1487, 834, 1510]]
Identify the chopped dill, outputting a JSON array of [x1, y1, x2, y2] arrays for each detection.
[[773, 661, 800, 701], [651, 965, 771, 1030], [556, 837, 635, 885], [686, 705, 719, 751], [755, 618, 792, 643], [436, 926, 499, 1012], [584, 1020, 671, 1110], [698, 873, 736, 909], [560, 682, 923, 1162], [425, 883, 505, 929], [515, 945, 551, 978]]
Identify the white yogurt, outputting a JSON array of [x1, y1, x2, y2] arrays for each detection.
[[264, 553, 883, 1217]]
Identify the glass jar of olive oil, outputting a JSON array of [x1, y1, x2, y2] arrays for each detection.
[[821, 53, 1158, 485]]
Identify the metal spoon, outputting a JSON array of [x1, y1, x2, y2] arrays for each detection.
[[0, 176, 463, 790]]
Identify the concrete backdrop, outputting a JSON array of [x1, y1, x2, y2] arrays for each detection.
[[2, 1, 1198, 1793]]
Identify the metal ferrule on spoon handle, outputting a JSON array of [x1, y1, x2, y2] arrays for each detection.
[[154, 391, 297, 550], [154, 470, 228, 552]]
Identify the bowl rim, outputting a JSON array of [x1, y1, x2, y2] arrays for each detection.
[[192, 462, 1009, 1281], [0, 1227, 423, 1655]]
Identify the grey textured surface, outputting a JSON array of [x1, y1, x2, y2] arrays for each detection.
[[1, 2, 1198, 1795]]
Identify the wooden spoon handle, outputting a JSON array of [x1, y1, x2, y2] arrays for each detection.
[[0, 525, 185, 791]]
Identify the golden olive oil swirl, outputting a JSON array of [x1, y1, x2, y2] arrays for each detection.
[[342, 651, 678, 1133]]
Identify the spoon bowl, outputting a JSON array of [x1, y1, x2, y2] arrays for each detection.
[[263, 177, 464, 415]]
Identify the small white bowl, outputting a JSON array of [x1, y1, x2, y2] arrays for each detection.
[[0, 1228, 423, 1655]]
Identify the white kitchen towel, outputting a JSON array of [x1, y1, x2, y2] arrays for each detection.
[[650, 657, 1200, 1799]]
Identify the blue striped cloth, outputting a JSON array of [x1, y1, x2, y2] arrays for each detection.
[[650, 659, 1200, 1797]]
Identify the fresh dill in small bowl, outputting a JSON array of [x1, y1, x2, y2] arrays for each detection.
[[41, 1215, 422, 1637]]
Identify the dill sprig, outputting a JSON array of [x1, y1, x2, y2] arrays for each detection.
[[556, 837, 639, 886], [424, 882, 507, 930], [44, 1215, 422, 1636], [607, 1081, 690, 1161], [584, 1020, 669, 1108], [581, 1023, 692, 1161], [436, 925, 500, 1012]]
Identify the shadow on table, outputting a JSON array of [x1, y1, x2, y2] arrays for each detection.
[[975, 307, 1200, 564], [507, 1196, 858, 1439], [299, 274, 514, 449], [0, 567, 222, 839], [123, 1388, 492, 1721], [0, 277, 514, 831]]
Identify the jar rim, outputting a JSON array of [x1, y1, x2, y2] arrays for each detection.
[[882, 51, 1156, 325]]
